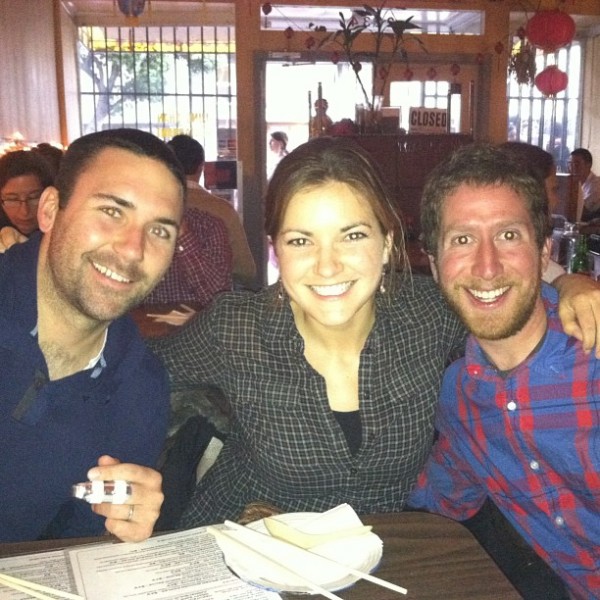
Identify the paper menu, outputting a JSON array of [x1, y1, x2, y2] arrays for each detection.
[[0, 527, 281, 600], [0, 550, 77, 599]]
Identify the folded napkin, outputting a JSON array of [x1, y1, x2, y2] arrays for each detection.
[[215, 504, 382, 593]]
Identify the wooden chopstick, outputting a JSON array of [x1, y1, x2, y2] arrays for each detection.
[[0, 572, 84, 600], [223, 519, 408, 595], [207, 526, 344, 600]]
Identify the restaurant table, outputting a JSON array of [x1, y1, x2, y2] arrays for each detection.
[[0, 512, 519, 600]]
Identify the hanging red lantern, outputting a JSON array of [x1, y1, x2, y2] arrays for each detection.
[[526, 10, 575, 53], [494, 41, 504, 55], [534, 65, 568, 96], [450, 63, 461, 77], [403, 67, 414, 81], [331, 51, 340, 65], [261, 3, 272, 16], [427, 67, 437, 80], [305, 36, 316, 49], [284, 26, 294, 40]]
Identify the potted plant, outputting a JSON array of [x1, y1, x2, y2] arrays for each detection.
[[310, 3, 424, 131]]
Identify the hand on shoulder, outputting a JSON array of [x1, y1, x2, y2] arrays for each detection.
[[0, 226, 28, 253]]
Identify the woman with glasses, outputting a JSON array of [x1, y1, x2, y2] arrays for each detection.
[[0, 150, 54, 239]]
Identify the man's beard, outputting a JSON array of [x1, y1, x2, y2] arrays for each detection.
[[441, 278, 541, 341]]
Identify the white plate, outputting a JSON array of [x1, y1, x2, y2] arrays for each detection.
[[221, 511, 383, 593]]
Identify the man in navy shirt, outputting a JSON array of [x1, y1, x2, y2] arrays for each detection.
[[0, 129, 186, 542], [410, 144, 599, 598]]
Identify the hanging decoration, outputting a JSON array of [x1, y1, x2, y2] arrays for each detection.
[[403, 67, 414, 81], [261, 3, 272, 28], [534, 65, 568, 96], [507, 22, 536, 86], [450, 63, 461, 77], [426, 67, 437, 80], [116, 0, 146, 19], [526, 9, 575, 53]]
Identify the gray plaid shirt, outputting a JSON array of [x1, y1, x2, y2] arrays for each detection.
[[151, 276, 465, 527]]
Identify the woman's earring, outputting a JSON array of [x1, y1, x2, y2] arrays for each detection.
[[379, 270, 386, 294], [277, 279, 284, 301]]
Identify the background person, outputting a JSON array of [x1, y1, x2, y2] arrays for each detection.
[[500, 141, 565, 282], [150, 137, 600, 529], [142, 203, 233, 309], [410, 143, 598, 599], [569, 148, 600, 222], [267, 130, 290, 180], [167, 134, 256, 288], [0, 128, 186, 542], [0, 149, 54, 238]]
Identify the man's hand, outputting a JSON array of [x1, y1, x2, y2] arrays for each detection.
[[555, 273, 600, 356], [87, 455, 164, 542], [0, 226, 27, 253]]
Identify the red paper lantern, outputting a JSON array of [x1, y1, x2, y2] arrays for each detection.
[[534, 65, 568, 96], [526, 10, 575, 53], [450, 63, 461, 77], [403, 67, 414, 81], [427, 67, 437, 80], [305, 36, 316, 49], [284, 26, 294, 40], [262, 3, 272, 16]]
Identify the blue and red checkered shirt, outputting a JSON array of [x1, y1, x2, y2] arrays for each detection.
[[409, 285, 600, 600]]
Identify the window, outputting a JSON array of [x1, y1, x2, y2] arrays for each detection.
[[77, 24, 237, 158], [507, 43, 581, 173]]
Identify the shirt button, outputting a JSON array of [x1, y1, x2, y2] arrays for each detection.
[[507, 401, 517, 411], [554, 516, 565, 527], [529, 460, 540, 470]]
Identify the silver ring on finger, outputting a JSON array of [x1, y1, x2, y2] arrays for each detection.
[[126, 505, 135, 522]]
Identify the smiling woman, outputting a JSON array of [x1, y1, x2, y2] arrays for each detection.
[[149, 136, 468, 527]]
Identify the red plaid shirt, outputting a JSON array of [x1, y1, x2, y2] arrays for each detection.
[[409, 286, 600, 599], [145, 207, 232, 308]]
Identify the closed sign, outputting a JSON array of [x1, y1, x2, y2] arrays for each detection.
[[409, 108, 447, 133]]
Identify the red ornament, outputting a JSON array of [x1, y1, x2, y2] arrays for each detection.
[[331, 51, 340, 65], [284, 26, 293, 40], [403, 67, 414, 81], [494, 41, 504, 55], [427, 67, 437, 80], [305, 36, 316, 49], [534, 65, 568, 96], [261, 3, 272, 16], [526, 10, 575, 53], [450, 63, 461, 77]]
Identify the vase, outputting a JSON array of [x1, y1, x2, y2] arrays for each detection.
[[355, 95, 383, 134]]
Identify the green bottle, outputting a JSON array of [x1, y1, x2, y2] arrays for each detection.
[[571, 234, 590, 275]]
